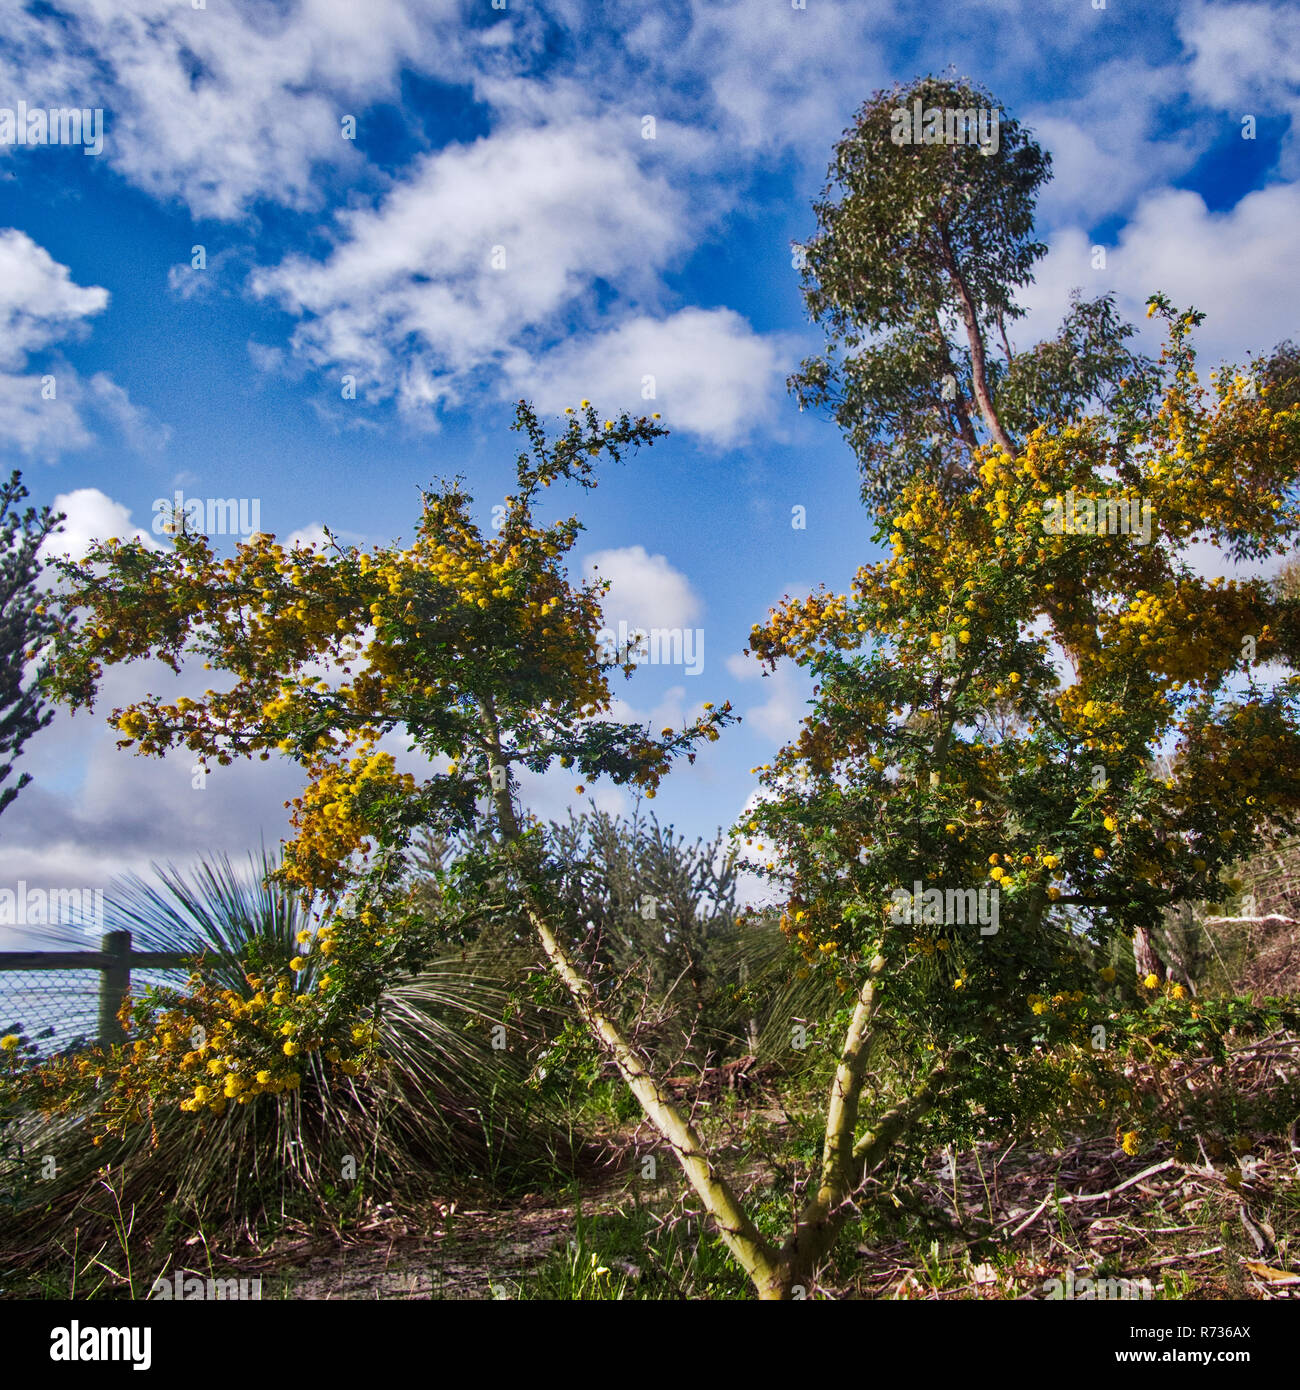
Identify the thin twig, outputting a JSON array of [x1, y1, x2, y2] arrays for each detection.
[[1003, 1160, 1178, 1239]]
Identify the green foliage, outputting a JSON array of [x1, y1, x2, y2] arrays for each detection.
[[543, 808, 743, 1064], [1, 850, 591, 1283], [991, 290, 1159, 438], [791, 74, 1051, 505], [0, 470, 62, 821], [790, 77, 1154, 514]]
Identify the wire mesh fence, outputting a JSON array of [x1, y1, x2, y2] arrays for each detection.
[[0, 967, 101, 1057], [0, 935, 195, 1059]]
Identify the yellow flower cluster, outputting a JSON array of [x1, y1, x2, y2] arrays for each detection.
[[1028, 989, 1086, 1018], [282, 748, 417, 893]]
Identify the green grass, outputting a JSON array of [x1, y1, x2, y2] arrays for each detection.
[[501, 1194, 751, 1300]]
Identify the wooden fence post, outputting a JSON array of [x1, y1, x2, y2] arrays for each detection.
[[99, 930, 132, 1047]]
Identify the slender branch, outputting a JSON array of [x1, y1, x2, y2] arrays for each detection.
[[937, 229, 1016, 456], [996, 312, 1014, 368], [932, 311, 978, 450], [477, 698, 780, 1292]]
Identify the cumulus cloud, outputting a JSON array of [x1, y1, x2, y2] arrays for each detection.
[[41, 488, 161, 563], [0, 372, 95, 458], [0, 228, 107, 363], [251, 122, 688, 419], [1179, 0, 1300, 173], [0, 0, 465, 220], [1024, 59, 1204, 225], [507, 308, 788, 447], [1105, 185, 1300, 364], [0, 228, 103, 456], [583, 545, 702, 632], [0, 229, 166, 458], [725, 651, 810, 745], [1014, 183, 1300, 369], [662, 0, 887, 156]]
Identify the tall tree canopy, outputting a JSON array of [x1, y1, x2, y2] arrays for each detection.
[[791, 76, 1157, 510]]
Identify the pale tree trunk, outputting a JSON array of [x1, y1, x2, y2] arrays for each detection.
[[478, 702, 781, 1291], [476, 701, 949, 1298], [938, 229, 1016, 458]]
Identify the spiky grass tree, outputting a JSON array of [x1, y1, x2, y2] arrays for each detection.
[[2, 851, 579, 1286]]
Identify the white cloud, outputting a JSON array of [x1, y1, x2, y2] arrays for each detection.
[[0, 228, 105, 456], [0, 0, 465, 220], [0, 229, 165, 458], [1015, 54, 1217, 227], [252, 121, 688, 419], [0, 372, 95, 458], [42, 488, 161, 563], [507, 308, 789, 447], [167, 247, 242, 303], [1108, 185, 1300, 365], [0, 228, 107, 364], [725, 651, 810, 745], [584, 545, 702, 632], [283, 524, 332, 552], [84, 373, 171, 452], [1179, 1, 1300, 172], [1015, 183, 1300, 368], [626, 0, 887, 158], [247, 341, 286, 377], [1180, 0, 1300, 104]]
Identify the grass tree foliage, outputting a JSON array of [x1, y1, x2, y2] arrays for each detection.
[[1, 852, 578, 1272], [9, 78, 1300, 1299]]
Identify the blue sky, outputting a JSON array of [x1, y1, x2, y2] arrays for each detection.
[[1, 0, 1298, 917]]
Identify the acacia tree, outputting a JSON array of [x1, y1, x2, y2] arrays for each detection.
[[794, 76, 1170, 979], [29, 403, 787, 1288], [22, 333, 1300, 1297], [742, 301, 1300, 1286]]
